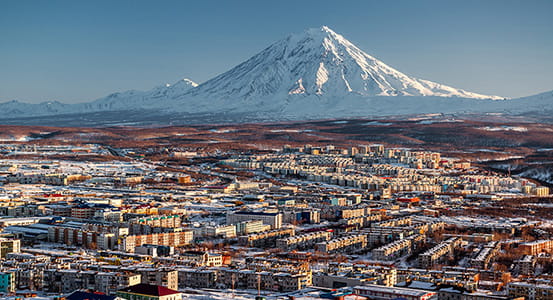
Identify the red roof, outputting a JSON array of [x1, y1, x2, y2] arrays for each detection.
[[118, 283, 180, 296], [397, 197, 420, 203]]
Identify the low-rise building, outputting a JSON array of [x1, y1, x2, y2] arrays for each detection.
[[354, 284, 436, 300], [117, 283, 183, 300]]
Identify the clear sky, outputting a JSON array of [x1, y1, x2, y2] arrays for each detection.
[[1, 0, 552, 103]]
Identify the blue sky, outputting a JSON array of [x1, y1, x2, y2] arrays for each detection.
[[1, 0, 552, 103]]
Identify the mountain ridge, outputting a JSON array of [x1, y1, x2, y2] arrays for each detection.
[[0, 26, 550, 125]]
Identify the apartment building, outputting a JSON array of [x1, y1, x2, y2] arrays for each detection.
[[235, 220, 270, 235], [95, 272, 142, 295], [340, 213, 382, 228], [131, 215, 182, 228], [200, 224, 236, 238], [0, 239, 20, 258], [227, 211, 283, 229], [515, 255, 536, 276], [48, 226, 117, 250], [238, 227, 294, 248], [0, 271, 15, 293], [354, 284, 436, 300], [532, 186, 550, 196], [419, 237, 462, 269], [42, 269, 101, 294], [177, 268, 217, 289], [181, 251, 223, 267], [315, 234, 367, 254], [519, 240, 553, 255], [374, 217, 412, 228], [372, 234, 423, 261], [276, 231, 332, 251], [470, 241, 501, 269], [130, 268, 178, 290], [508, 282, 553, 300], [217, 268, 312, 292], [245, 257, 310, 273], [120, 230, 193, 252], [315, 264, 397, 288]]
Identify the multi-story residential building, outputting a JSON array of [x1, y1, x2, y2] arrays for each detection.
[[0, 239, 20, 258], [120, 230, 193, 252], [515, 255, 536, 276], [135, 244, 174, 257], [419, 237, 462, 269], [354, 284, 436, 300], [244, 257, 310, 273], [217, 268, 312, 292], [238, 228, 295, 248], [532, 186, 550, 196], [177, 268, 217, 289], [70, 204, 96, 219], [126, 268, 178, 291], [469, 241, 501, 269], [442, 233, 494, 243], [519, 240, 553, 255], [372, 234, 423, 261], [181, 251, 223, 267], [133, 215, 183, 228], [314, 264, 397, 288], [227, 211, 283, 229], [235, 220, 270, 235], [42, 269, 89, 293], [6, 173, 87, 186], [508, 281, 553, 300], [200, 224, 236, 238], [282, 209, 321, 224], [0, 271, 16, 293], [374, 217, 413, 228], [95, 272, 142, 295], [315, 234, 367, 254], [48, 226, 118, 250], [276, 231, 332, 251]]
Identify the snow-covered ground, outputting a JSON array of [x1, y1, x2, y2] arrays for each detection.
[[478, 126, 528, 132]]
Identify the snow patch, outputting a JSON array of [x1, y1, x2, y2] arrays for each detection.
[[289, 78, 306, 95], [364, 121, 392, 126], [315, 62, 329, 94], [478, 126, 528, 132]]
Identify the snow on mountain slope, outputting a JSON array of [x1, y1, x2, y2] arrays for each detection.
[[0, 100, 72, 116], [80, 78, 198, 111], [0, 78, 198, 117], [184, 26, 501, 111]]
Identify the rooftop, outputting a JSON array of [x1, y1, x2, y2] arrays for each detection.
[[118, 283, 181, 296]]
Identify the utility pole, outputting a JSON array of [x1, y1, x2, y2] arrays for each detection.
[[257, 273, 261, 297], [231, 273, 235, 299]]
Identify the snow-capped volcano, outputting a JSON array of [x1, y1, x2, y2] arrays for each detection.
[[3, 26, 550, 126], [188, 26, 501, 102]]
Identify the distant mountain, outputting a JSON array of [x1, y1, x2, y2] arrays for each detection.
[[0, 26, 551, 125], [82, 78, 198, 111], [0, 78, 198, 117]]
